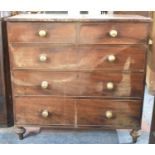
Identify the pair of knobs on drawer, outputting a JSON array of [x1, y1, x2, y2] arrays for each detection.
[[39, 54, 116, 63], [38, 29, 118, 38], [41, 110, 113, 119], [41, 81, 114, 90], [40, 81, 114, 90]]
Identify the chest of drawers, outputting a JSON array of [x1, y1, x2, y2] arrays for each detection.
[[5, 14, 151, 142]]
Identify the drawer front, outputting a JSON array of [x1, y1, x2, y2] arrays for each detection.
[[78, 45, 146, 71], [12, 71, 77, 96], [76, 72, 144, 98], [77, 99, 142, 128], [9, 44, 78, 70], [79, 23, 149, 44], [14, 97, 75, 125], [10, 44, 146, 71], [12, 70, 144, 98], [7, 22, 76, 43]]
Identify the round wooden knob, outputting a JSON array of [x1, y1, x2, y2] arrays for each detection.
[[39, 54, 47, 62], [107, 55, 116, 62], [38, 30, 47, 37], [105, 110, 113, 119], [41, 110, 49, 118], [109, 30, 118, 38], [41, 81, 48, 89], [106, 82, 114, 90]]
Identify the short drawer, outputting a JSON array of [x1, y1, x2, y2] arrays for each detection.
[[12, 70, 144, 98], [14, 97, 75, 125], [79, 22, 149, 44], [9, 44, 78, 70], [76, 72, 144, 98], [78, 45, 146, 71], [7, 22, 76, 43], [9, 44, 146, 71], [11, 71, 77, 96], [77, 99, 142, 128]]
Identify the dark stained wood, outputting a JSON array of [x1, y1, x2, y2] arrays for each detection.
[[11, 70, 144, 98], [14, 96, 75, 125], [77, 99, 142, 128], [7, 22, 76, 43], [2, 21, 14, 127], [9, 44, 146, 71], [0, 20, 7, 126], [79, 22, 150, 44]]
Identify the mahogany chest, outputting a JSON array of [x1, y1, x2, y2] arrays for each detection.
[[5, 14, 151, 142]]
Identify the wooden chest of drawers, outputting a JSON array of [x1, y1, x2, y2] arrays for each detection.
[[6, 14, 151, 142]]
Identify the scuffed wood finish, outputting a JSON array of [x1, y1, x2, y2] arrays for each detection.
[[77, 72, 144, 98], [78, 45, 146, 71], [10, 44, 146, 71], [5, 14, 152, 22], [12, 71, 76, 96], [11, 70, 144, 98], [79, 23, 150, 44], [15, 96, 75, 125], [7, 22, 76, 43], [9, 44, 78, 70], [5, 14, 151, 139], [77, 99, 142, 128]]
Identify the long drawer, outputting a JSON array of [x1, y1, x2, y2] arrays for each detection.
[[7, 22, 76, 43], [79, 22, 149, 44], [14, 97, 75, 125], [9, 44, 146, 71], [14, 96, 141, 128], [77, 99, 142, 128], [11, 70, 144, 98]]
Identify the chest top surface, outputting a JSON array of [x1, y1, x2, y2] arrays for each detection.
[[5, 14, 152, 22]]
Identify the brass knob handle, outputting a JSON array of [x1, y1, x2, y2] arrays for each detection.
[[39, 54, 47, 62], [107, 55, 116, 62], [148, 39, 153, 45], [106, 82, 114, 90], [38, 30, 47, 37], [41, 81, 48, 89], [109, 30, 118, 38], [105, 110, 113, 119], [41, 110, 49, 118]]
